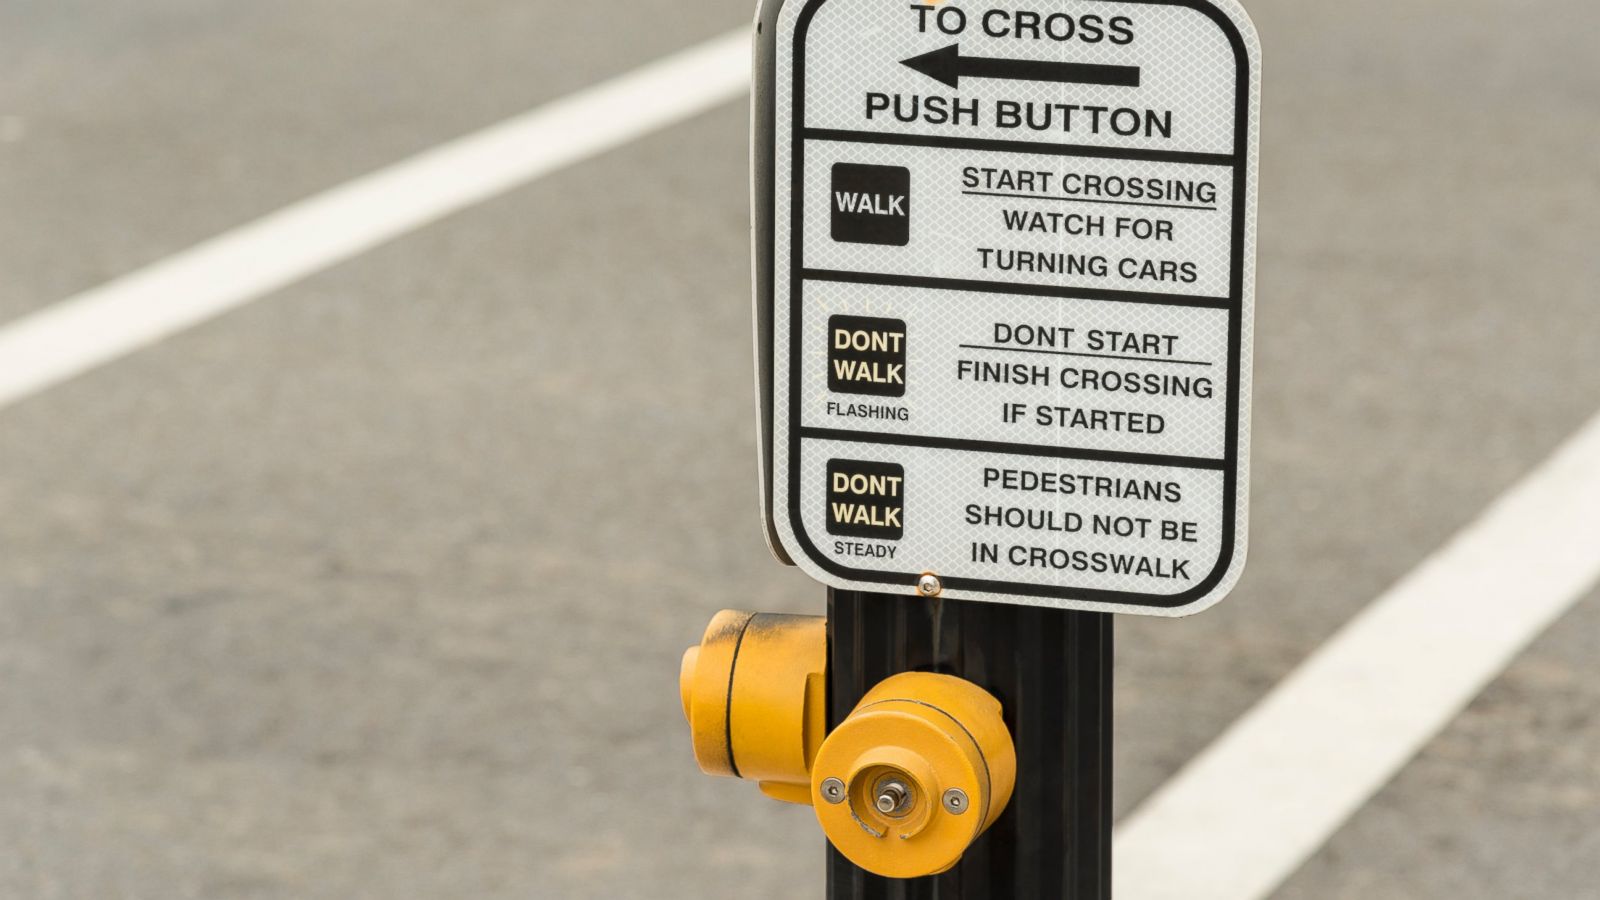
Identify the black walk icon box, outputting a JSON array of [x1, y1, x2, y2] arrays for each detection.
[[830, 163, 911, 246]]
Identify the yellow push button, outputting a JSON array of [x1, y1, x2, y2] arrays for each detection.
[[810, 672, 1016, 879], [679, 610, 826, 804]]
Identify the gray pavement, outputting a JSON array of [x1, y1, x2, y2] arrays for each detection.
[[0, 0, 750, 319], [0, 0, 1597, 898]]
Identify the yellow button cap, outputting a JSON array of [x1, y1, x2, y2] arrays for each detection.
[[810, 672, 1016, 879]]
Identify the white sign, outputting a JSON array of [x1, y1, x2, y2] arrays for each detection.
[[754, 0, 1261, 617]]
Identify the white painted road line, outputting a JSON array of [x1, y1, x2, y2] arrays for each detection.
[[1115, 409, 1600, 900], [0, 29, 750, 411]]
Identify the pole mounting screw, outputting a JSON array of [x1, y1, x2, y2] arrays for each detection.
[[942, 788, 968, 815], [821, 777, 846, 804], [917, 573, 942, 598]]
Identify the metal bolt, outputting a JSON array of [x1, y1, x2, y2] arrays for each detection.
[[820, 777, 846, 804], [874, 778, 911, 815], [942, 788, 969, 815], [917, 573, 942, 597]]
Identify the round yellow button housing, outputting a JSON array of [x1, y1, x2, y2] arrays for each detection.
[[679, 610, 827, 804], [811, 672, 1016, 879]]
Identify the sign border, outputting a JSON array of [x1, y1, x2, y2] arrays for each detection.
[[756, 0, 1258, 614]]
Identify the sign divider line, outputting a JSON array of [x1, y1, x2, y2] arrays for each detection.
[[801, 269, 1234, 310], [797, 427, 1228, 472], [803, 128, 1239, 167]]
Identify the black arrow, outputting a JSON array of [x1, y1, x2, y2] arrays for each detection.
[[901, 44, 1141, 89]]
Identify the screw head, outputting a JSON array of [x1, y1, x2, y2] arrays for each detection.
[[917, 573, 942, 597], [942, 788, 968, 815], [820, 777, 846, 804]]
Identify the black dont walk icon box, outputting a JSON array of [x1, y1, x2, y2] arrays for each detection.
[[830, 163, 910, 246], [828, 314, 907, 397], [826, 459, 905, 541]]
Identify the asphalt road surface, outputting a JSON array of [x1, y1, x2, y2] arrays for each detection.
[[1, 1, 1597, 898]]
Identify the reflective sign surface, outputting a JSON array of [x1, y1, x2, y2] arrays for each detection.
[[758, 0, 1262, 616]]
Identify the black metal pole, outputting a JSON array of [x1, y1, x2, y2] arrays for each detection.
[[825, 590, 1113, 900]]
